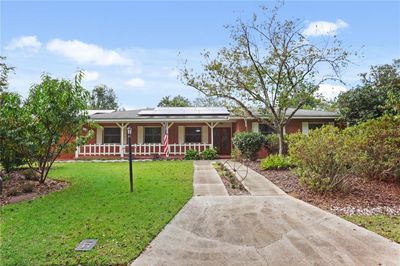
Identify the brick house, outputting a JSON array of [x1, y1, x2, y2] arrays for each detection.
[[60, 107, 338, 160]]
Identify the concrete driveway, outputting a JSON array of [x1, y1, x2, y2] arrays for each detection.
[[132, 161, 399, 266]]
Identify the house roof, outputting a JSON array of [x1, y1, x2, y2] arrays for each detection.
[[89, 107, 338, 121]]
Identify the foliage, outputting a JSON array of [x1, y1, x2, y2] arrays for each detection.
[[342, 115, 400, 180], [264, 134, 280, 155], [0, 56, 15, 92], [201, 148, 218, 160], [184, 149, 200, 160], [0, 92, 26, 172], [287, 126, 349, 192], [230, 147, 242, 161], [157, 95, 191, 107], [343, 215, 400, 244], [181, 4, 352, 154], [0, 161, 193, 265], [89, 84, 119, 109], [192, 95, 224, 107], [337, 59, 400, 124], [232, 132, 265, 161], [1, 72, 93, 183], [260, 154, 293, 170]]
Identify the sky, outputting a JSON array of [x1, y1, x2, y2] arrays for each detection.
[[1, 0, 399, 109]]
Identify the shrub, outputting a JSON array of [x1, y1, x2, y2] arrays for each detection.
[[202, 148, 218, 160], [264, 134, 280, 155], [287, 126, 349, 192], [260, 154, 293, 170], [0, 149, 24, 173], [232, 132, 266, 161], [184, 149, 200, 160], [21, 182, 34, 193], [342, 115, 400, 180], [230, 148, 242, 161]]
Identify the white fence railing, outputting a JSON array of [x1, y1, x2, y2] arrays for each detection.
[[75, 143, 212, 158]]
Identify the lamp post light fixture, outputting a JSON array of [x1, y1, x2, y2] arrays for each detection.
[[127, 126, 133, 192]]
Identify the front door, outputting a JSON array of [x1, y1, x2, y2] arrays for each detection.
[[213, 128, 231, 155]]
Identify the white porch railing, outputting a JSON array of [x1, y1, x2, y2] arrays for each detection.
[[75, 143, 212, 158]]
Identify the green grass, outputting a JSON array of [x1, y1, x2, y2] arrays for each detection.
[[343, 215, 400, 243], [0, 161, 193, 265]]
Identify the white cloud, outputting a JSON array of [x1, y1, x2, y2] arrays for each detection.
[[46, 39, 132, 66], [83, 70, 99, 81], [303, 19, 348, 37], [125, 77, 145, 88], [318, 84, 347, 100], [6, 35, 42, 51]]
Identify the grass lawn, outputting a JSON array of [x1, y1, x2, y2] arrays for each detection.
[[0, 161, 193, 265], [343, 215, 400, 243]]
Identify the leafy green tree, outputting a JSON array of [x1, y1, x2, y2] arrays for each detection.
[[192, 96, 225, 107], [9, 72, 93, 182], [89, 84, 119, 109], [182, 5, 351, 154], [157, 95, 191, 107], [337, 59, 400, 124], [0, 56, 15, 92], [0, 92, 26, 172]]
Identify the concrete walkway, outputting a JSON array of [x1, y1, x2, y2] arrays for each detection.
[[193, 161, 228, 196], [132, 161, 400, 266]]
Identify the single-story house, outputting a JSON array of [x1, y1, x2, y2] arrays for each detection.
[[59, 107, 338, 160]]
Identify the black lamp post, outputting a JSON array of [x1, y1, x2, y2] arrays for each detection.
[[127, 126, 133, 192]]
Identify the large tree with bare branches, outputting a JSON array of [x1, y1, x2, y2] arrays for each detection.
[[181, 4, 352, 154]]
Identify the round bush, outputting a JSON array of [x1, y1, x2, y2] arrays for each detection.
[[260, 154, 293, 170], [232, 132, 266, 161], [202, 148, 218, 160], [184, 149, 200, 160]]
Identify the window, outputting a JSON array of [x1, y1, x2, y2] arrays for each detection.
[[308, 123, 324, 130], [185, 127, 202, 143], [104, 128, 121, 144], [144, 127, 161, 143], [259, 124, 275, 135]]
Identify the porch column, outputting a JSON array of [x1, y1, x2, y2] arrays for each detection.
[[206, 122, 219, 148], [117, 122, 128, 157]]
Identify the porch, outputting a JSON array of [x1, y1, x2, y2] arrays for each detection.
[[75, 143, 213, 158]]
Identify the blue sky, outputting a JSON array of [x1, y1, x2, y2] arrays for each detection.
[[1, 1, 399, 109]]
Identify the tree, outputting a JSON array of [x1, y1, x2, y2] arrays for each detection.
[[89, 84, 119, 109], [192, 95, 225, 107], [181, 4, 351, 154], [337, 59, 400, 124], [0, 92, 26, 172], [9, 72, 93, 183], [157, 95, 191, 107], [0, 56, 15, 92]]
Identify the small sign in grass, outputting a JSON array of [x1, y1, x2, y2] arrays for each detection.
[[75, 239, 97, 251]]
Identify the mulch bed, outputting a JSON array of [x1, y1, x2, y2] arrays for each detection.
[[247, 161, 400, 216], [0, 169, 68, 206], [213, 163, 250, 196]]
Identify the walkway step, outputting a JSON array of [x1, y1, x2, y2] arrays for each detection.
[[193, 161, 228, 196]]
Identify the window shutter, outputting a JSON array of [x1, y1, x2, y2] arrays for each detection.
[[201, 126, 208, 143], [252, 122, 259, 132], [302, 122, 309, 135], [96, 127, 103, 144], [137, 126, 144, 144], [178, 126, 185, 144]]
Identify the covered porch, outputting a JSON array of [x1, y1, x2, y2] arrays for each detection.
[[75, 108, 234, 159]]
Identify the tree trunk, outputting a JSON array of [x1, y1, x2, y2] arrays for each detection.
[[278, 125, 285, 155]]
